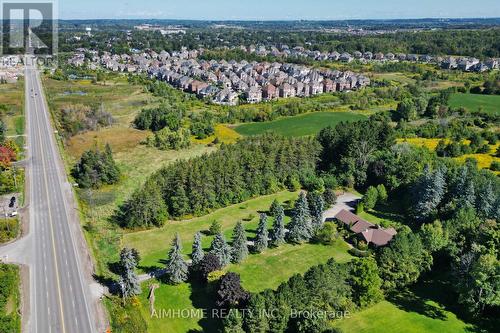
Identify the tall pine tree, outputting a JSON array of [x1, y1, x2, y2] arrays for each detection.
[[413, 165, 446, 222], [210, 233, 232, 267], [476, 181, 496, 218], [231, 221, 249, 263], [308, 192, 325, 232], [286, 192, 312, 244], [191, 232, 204, 266], [118, 247, 141, 299], [270, 202, 286, 247], [165, 233, 188, 284], [254, 213, 269, 253]]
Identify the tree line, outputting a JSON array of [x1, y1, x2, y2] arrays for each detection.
[[118, 134, 321, 228]]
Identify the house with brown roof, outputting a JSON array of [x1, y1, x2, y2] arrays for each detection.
[[262, 84, 278, 100], [333, 209, 396, 247]]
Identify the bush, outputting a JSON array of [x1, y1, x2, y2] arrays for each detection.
[[312, 223, 338, 245], [147, 127, 191, 150], [356, 202, 364, 214], [348, 247, 370, 258], [376, 184, 388, 203], [323, 188, 337, 206], [490, 161, 500, 172]]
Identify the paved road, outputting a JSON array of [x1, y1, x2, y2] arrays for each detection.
[[22, 58, 96, 333]]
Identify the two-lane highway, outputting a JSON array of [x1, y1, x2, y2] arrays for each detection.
[[25, 57, 96, 333]]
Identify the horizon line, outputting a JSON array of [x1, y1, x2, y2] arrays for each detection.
[[54, 16, 500, 22]]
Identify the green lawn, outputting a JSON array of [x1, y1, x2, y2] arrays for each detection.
[[137, 239, 351, 333], [332, 274, 492, 333], [333, 300, 471, 333], [234, 111, 366, 137], [124, 191, 300, 272], [449, 93, 500, 115], [228, 240, 351, 292]]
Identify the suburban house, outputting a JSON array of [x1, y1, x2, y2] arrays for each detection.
[[332, 209, 397, 247]]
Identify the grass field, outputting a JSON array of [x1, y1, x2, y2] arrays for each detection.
[[124, 191, 300, 272], [449, 93, 500, 115], [0, 264, 21, 333], [332, 274, 490, 333], [234, 111, 366, 137], [43, 77, 159, 160], [0, 80, 24, 138]]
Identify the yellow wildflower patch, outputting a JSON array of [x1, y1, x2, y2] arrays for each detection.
[[192, 124, 241, 145]]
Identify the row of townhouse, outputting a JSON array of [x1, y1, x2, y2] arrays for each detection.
[[148, 58, 369, 105], [68, 48, 370, 106], [239, 45, 500, 73]]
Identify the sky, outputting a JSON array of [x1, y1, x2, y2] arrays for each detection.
[[59, 0, 500, 20]]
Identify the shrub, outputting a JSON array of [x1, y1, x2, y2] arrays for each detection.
[[312, 223, 338, 245], [356, 202, 364, 214], [490, 161, 500, 172]]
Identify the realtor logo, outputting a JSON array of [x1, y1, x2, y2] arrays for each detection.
[[1, 0, 58, 57]]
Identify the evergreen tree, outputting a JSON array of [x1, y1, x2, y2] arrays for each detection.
[[231, 221, 249, 263], [413, 165, 446, 223], [286, 192, 312, 244], [170, 180, 190, 217], [210, 233, 232, 267], [453, 166, 476, 208], [118, 247, 141, 299], [476, 181, 496, 218], [307, 192, 325, 232], [121, 179, 168, 228], [270, 203, 286, 247], [269, 199, 281, 218], [223, 310, 245, 333], [191, 232, 204, 266], [165, 233, 188, 284], [244, 294, 269, 333], [254, 213, 269, 253]]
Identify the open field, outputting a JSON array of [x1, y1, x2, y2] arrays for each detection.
[[0, 81, 25, 151], [234, 111, 366, 137], [449, 93, 500, 115], [0, 264, 20, 333], [0, 81, 24, 137], [43, 77, 159, 159]]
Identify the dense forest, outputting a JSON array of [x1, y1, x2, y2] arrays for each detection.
[[118, 134, 320, 228]]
